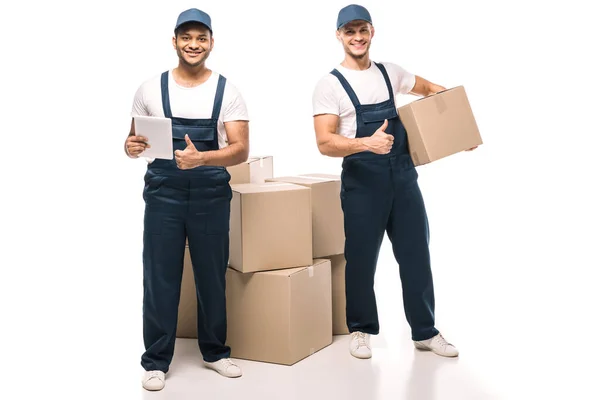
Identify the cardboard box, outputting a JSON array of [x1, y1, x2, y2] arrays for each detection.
[[325, 254, 349, 335], [184, 156, 272, 246], [176, 246, 196, 338], [397, 86, 482, 166], [226, 156, 273, 184], [266, 174, 345, 258], [225, 259, 333, 365], [229, 182, 313, 273]]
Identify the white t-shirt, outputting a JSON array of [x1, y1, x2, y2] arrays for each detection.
[[131, 69, 249, 161], [312, 61, 416, 139]]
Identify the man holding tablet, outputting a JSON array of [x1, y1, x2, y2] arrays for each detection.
[[124, 8, 249, 390]]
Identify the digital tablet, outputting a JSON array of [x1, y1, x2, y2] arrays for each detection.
[[133, 115, 173, 160]]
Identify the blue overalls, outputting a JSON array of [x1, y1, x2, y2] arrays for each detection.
[[140, 71, 232, 373], [331, 62, 439, 341]]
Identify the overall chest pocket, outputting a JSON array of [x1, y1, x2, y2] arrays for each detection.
[[359, 103, 398, 124], [172, 124, 215, 142]]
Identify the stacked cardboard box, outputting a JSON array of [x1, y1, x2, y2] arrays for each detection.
[[176, 157, 348, 366], [225, 259, 333, 365], [228, 181, 313, 273]]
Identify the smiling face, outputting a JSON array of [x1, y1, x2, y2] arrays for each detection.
[[172, 22, 213, 68], [336, 20, 374, 60]]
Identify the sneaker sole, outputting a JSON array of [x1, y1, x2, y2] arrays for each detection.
[[350, 350, 372, 359], [142, 381, 165, 391], [414, 342, 459, 357], [204, 365, 242, 378]]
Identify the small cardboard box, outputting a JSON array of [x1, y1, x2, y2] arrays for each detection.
[[226, 156, 273, 184], [397, 86, 482, 166]]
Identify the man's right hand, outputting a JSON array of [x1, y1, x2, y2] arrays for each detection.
[[362, 120, 394, 154], [125, 135, 150, 158]]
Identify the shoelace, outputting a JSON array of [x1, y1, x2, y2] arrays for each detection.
[[220, 358, 236, 368], [433, 334, 451, 348], [147, 371, 162, 380], [354, 332, 368, 347]]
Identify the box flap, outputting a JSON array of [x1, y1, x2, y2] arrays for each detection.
[[232, 182, 309, 194], [410, 85, 462, 103], [247, 155, 272, 168], [267, 174, 339, 186], [301, 173, 340, 181], [261, 259, 329, 277], [248, 155, 272, 161], [262, 266, 307, 277], [236, 155, 272, 165]]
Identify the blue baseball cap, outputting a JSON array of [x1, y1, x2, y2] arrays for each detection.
[[337, 4, 372, 29], [175, 8, 212, 33]]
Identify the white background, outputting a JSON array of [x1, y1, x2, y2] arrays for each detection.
[[1, 0, 599, 398]]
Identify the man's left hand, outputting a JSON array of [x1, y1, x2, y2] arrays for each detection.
[[432, 84, 446, 94], [175, 134, 204, 169]]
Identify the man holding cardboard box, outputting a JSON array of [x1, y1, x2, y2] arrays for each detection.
[[313, 4, 470, 360], [126, 8, 249, 390]]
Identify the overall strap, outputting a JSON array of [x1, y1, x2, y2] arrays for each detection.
[[330, 69, 361, 108], [160, 71, 173, 118], [374, 62, 395, 101], [211, 75, 227, 120]]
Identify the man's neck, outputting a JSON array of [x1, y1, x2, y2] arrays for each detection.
[[341, 54, 371, 71], [173, 63, 211, 87]]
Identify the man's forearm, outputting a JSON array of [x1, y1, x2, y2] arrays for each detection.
[[198, 142, 249, 167], [318, 133, 368, 158], [411, 76, 446, 97]]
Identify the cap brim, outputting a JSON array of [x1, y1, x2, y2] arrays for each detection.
[[175, 20, 212, 33], [337, 18, 371, 29]]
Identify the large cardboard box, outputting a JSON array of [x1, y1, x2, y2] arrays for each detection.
[[325, 254, 349, 335], [226, 259, 333, 365], [266, 174, 345, 258], [226, 156, 273, 184], [176, 246, 196, 338], [229, 182, 313, 273], [397, 86, 482, 166]]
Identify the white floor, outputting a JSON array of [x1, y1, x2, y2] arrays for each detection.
[[142, 334, 493, 400], [127, 238, 600, 400]]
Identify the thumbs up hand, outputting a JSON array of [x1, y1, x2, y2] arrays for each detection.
[[184, 134, 196, 150], [378, 119, 389, 133], [175, 134, 205, 169], [362, 119, 394, 155]]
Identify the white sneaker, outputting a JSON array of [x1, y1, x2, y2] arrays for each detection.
[[414, 333, 459, 357], [142, 370, 165, 391], [349, 331, 372, 359], [204, 358, 242, 378]]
